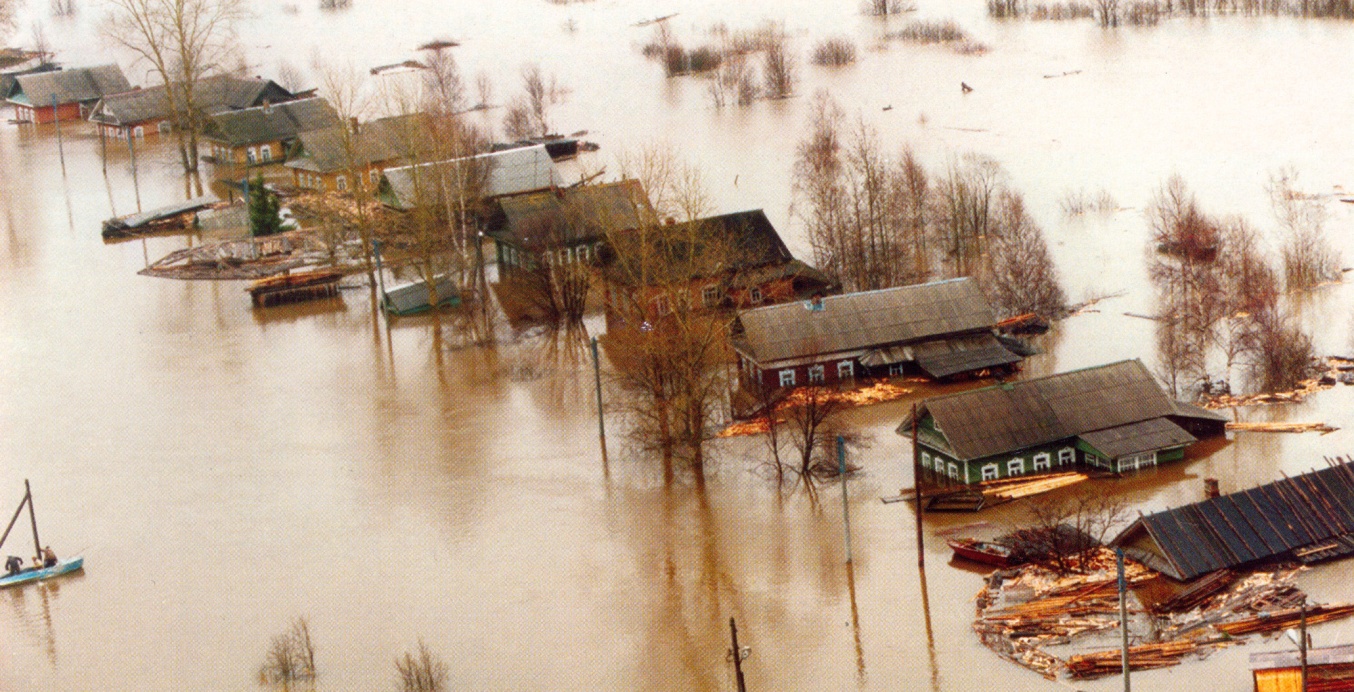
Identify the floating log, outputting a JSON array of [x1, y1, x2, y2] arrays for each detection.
[[1227, 421, 1338, 434]]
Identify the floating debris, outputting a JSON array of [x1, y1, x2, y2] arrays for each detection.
[[1226, 421, 1338, 434], [716, 381, 913, 438], [1202, 357, 1353, 409]]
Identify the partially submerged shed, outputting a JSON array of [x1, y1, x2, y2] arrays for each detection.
[[382, 275, 460, 316], [897, 359, 1227, 485], [1112, 459, 1354, 582]]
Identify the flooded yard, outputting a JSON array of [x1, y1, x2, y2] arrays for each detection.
[[3, 0, 1354, 689]]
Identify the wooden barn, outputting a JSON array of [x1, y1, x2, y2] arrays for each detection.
[[896, 359, 1227, 485], [1112, 459, 1354, 582], [733, 277, 1017, 391]]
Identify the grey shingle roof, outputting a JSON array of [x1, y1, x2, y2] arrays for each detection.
[[1113, 460, 1354, 581], [9, 65, 131, 106], [202, 97, 340, 147], [285, 113, 434, 174], [734, 277, 997, 365], [1079, 417, 1196, 459], [89, 75, 294, 126], [383, 144, 560, 210], [913, 359, 1189, 461], [489, 179, 652, 249]]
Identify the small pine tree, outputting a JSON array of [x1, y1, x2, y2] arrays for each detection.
[[249, 175, 285, 237]]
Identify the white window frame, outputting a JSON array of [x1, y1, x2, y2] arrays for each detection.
[[807, 364, 825, 384], [981, 463, 999, 481], [888, 364, 905, 376], [246, 147, 257, 164], [336, 175, 348, 191], [703, 285, 721, 308], [133, 125, 145, 139], [1033, 452, 1051, 471], [652, 295, 670, 316], [260, 144, 272, 162], [1086, 452, 1105, 469], [749, 286, 763, 304], [837, 360, 854, 380], [1058, 447, 1075, 466], [1007, 458, 1024, 476], [948, 462, 960, 480], [778, 369, 796, 387], [158, 120, 171, 134], [921, 452, 932, 470]]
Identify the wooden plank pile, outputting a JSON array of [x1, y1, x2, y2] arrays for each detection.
[[974, 556, 1354, 681], [982, 472, 1087, 503], [1203, 357, 1354, 409], [1227, 421, 1338, 434]]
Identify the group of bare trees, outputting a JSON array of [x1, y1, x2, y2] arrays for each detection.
[[1147, 173, 1330, 397], [103, 0, 246, 194], [643, 21, 798, 107], [793, 92, 1065, 319], [258, 618, 450, 692]]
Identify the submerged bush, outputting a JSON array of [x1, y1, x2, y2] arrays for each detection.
[[890, 19, 970, 43], [811, 37, 858, 66]]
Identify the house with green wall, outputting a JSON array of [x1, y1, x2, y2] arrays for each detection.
[[895, 359, 1227, 485]]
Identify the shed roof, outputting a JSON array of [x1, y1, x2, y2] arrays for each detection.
[[904, 359, 1198, 461], [605, 209, 796, 288], [383, 144, 560, 210], [488, 179, 653, 249], [1079, 417, 1196, 459], [202, 96, 340, 147], [1251, 643, 1354, 670], [9, 64, 130, 106], [383, 275, 459, 315], [1112, 460, 1354, 581], [734, 277, 996, 365], [89, 75, 294, 126]]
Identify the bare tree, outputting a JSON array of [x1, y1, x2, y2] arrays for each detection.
[[935, 153, 1004, 277], [761, 25, 795, 99], [395, 640, 448, 692], [1095, 0, 1120, 25], [503, 63, 562, 140], [275, 58, 306, 93], [259, 617, 317, 685], [0, 0, 17, 38], [780, 385, 849, 499], [1269, 167, 1341, 291], [981, 190, 1066, 319], [1237, 305, 1317, 393], [103, 0, 246, 194], [1015, 488, 1129, 576]]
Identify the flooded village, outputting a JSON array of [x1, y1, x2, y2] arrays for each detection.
[[7, 0, 1354, 689]]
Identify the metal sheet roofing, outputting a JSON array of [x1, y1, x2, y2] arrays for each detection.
[[735, 277, 997, 365], [383, 144, 560, 210], [9, 65, 130, 106], [1078, 417, 1196, 459], [383, 275, 459, 315], [202, 96, 340, 147], [1113, 461, 1354, 581]]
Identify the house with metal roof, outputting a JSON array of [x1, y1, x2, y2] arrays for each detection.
[[5, 64, 131, 123], [896, 359, 1227, 485], [602, 209, 835, 331], [201, 96, 340, 167], [89, 75, 296, 140], [380, 144, 562, 211], [732, 277, 1018, 391], [285, 113, 438, 194], [1111, 459, 1354, 582]]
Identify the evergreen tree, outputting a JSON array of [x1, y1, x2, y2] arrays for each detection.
[[249, 175, 285, 237]]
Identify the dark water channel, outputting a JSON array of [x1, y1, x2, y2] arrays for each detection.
[[4, 0, 1354, 689]]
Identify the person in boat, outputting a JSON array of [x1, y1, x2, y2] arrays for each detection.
[[41, 546, 56, 568], [4, 555, 22, 576]]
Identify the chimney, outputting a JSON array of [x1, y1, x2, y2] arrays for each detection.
[[1204, 478, 1220, 499], [664, 217, 676, 226], [262, 99, 272, 114]]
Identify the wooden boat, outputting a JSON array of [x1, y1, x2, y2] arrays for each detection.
[[0, 556, 83, 589], [0, 480, 82, 589], [947, 538, 1019, 568]]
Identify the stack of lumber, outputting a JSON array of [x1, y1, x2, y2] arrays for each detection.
[[1151, 569, 1237, 613], [1217, 604, 1354, 636], [981, 472, 1087, 503], [716, 381, 912, 438], [1227, 421, 1338, 434], [1066, 640, 1200, 679]]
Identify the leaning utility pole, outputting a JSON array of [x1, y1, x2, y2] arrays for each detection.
[[728, 617, 747, 692], [591, 336, 609, 469], [1117, 547, 1130, 692], [838, 435, 851, 564]]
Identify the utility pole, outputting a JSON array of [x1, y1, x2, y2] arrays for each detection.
[[912, 403, 924, 569], [128, 132, 142, 213], [1301, 601, 1308, 692], [51, 95, 65, 176], [1117, 547, 1130, 692], [591, 336, 609, 469], [728, 617, 747, 692], [373, 240, 388, 315], [838, 434, 851, 564]]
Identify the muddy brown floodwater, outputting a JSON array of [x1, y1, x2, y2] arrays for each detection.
[[4, 0, 1354, 689]]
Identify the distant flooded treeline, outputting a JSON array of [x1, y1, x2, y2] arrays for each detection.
[[989, 0, 1354, 26]]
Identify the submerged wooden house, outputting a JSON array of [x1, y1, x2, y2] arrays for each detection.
[[202, 97, 340, 166], [286, 112, 438, 193], [380, 144, 561, 211], [897, 359, 1226, 485], [89, 75, 296, 140], [1112, 459, 1354, 582], [486, 179, 653, 276], [732, 277, 1018, 391], [6, 64, 131, 123], [1252, 643, 1354, 692]]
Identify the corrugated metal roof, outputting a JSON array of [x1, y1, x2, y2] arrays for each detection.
[[1079, 418, 1196, 459], [10, 64, 130, 106], [203, 96, 340, 147], [735, 277, 997, 365], [1113, 461, 1354, 581], [89, 76, 293, 126], [383, 144, 560, 210]]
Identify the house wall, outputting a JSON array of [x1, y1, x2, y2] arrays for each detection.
[[96, 119, 172, 141], [292, 164, 384, 193], [209, 139, 287, 166], [919, 438, 1080, 484], [13, 101, 84, 124], [745, 354, 863, 393], [604, 272, 805, 333]]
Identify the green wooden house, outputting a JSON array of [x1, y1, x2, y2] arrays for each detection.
[[896, 359, 1227, 485]]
